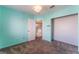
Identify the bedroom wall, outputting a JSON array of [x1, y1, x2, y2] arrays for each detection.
[[0, 6, 34, 49]]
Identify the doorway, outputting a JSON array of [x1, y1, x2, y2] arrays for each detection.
[[35, 20, 42, 40]]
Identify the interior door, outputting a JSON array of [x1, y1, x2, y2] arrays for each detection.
[[28, 19, 35, 41]]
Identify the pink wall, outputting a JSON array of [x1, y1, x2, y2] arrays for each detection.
[[54, 14, 78, 46]]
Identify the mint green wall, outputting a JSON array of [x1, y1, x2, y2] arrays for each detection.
[[43, 6, 79, 18], [0, 6, 33, 49]]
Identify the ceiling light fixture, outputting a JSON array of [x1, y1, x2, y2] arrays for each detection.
[[32, 5, 42, 13]]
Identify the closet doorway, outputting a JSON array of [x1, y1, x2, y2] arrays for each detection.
[[51, 14, 78, 46]]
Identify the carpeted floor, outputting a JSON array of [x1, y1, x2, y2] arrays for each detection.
[[0, 40, 78, 54]]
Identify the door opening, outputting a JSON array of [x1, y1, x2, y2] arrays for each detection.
[[51, 14, 78, 46], [35, 20, 42, 40]]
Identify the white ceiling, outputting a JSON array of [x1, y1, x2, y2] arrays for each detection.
[[5, 5, 70, 15]]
